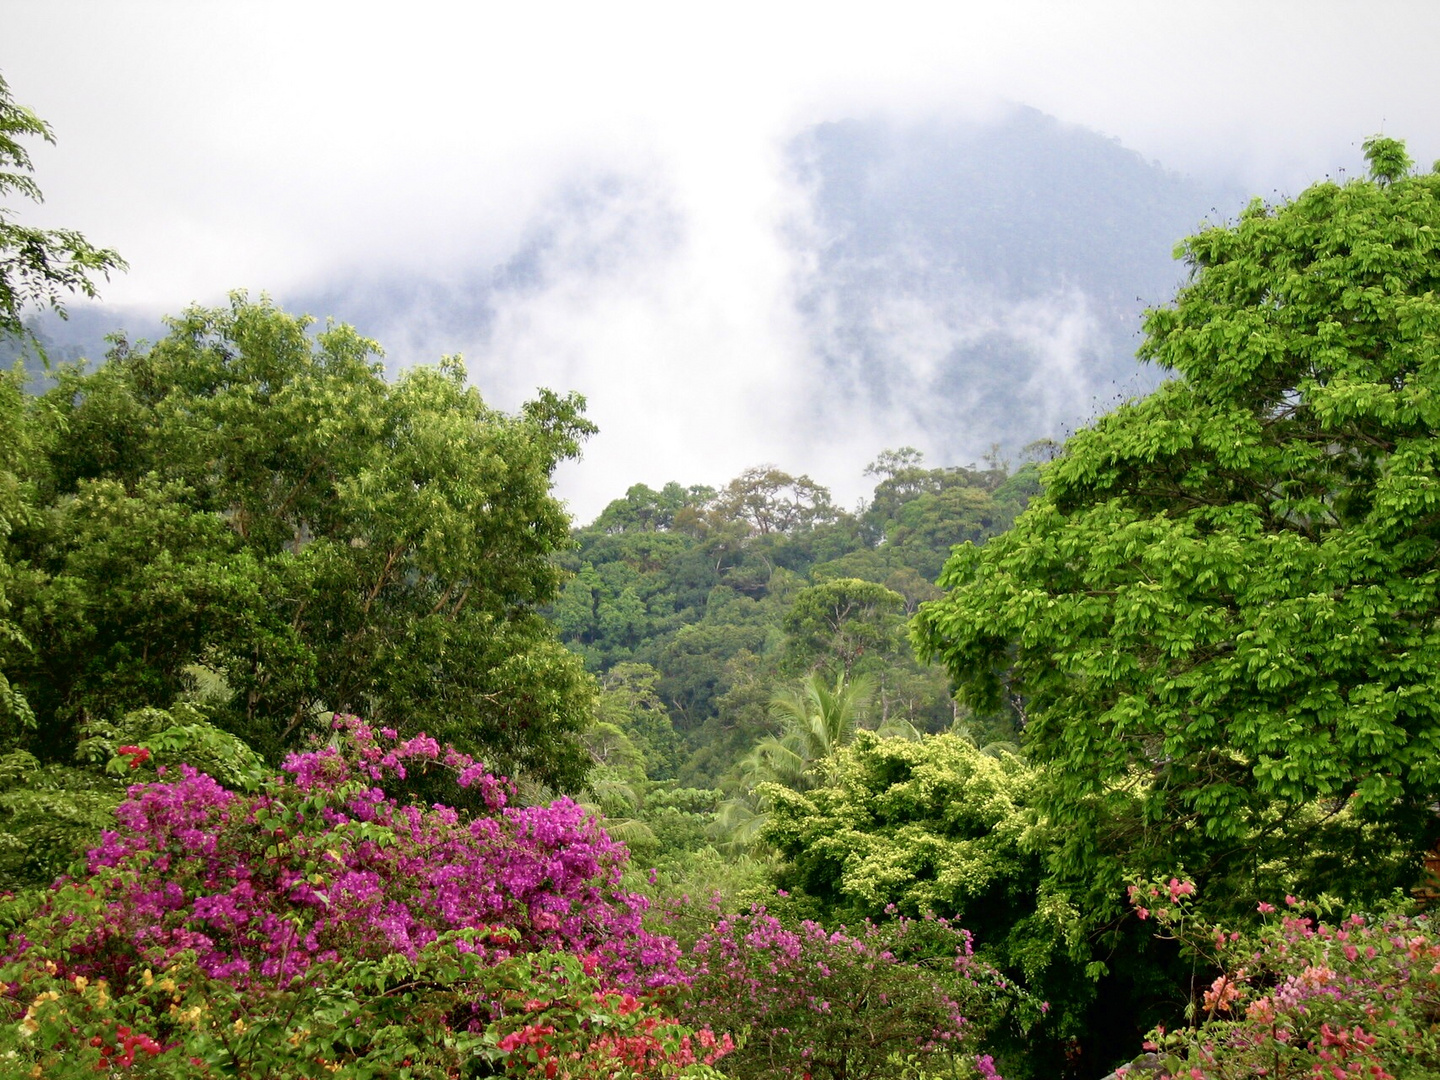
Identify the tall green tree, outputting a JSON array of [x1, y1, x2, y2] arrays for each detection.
[[782, 576, 905, 677], [914, 137, 1440, 924], [0, 368, 34, 743], [0, 72, 124, 345], [6, 295, 596, 787], [0, 71, 123, 749]]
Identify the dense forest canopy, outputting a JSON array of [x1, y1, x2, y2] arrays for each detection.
[[2, 296, 597, 787], [551, 452, 1037, 787]]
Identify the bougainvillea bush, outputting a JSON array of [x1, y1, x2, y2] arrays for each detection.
[[7, 942, 730, 1079], [1125, 878, 1440, 1080], [679, 904, 1030, 1080], [0, 718, 730, 1078]]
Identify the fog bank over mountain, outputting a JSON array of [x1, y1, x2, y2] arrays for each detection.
[[790, 107, 1246, 468], [20, 106, 1245, 519]]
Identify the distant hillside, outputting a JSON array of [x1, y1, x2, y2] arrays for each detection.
[[11, 105, 1244, 472], [789, 106, 1244, 458]]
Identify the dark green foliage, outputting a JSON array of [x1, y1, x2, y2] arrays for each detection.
[[0, 750, 116, 890], [0, 72, 125, 752], [596, 662, 681, 780], [3, 294, 596, 788], [7, 474, 258, 760], [0, 366, 35, 748], [0, 704, 263, 891]]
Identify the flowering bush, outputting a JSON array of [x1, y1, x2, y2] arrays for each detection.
[[53, 717, 679, 988], [0, 704, 268, 892], [1124, 877, 1440, 1079], [679, 904, 1023, 1080], [0, 718, 727, 1078], [6, 939, 728, 1078]]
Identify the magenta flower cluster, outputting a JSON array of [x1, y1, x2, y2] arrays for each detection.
[[30, 717, 682, 992]]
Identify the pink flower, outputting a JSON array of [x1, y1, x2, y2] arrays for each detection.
[[49, 724, 688, 996], [1202, 972, 1243, 1013]]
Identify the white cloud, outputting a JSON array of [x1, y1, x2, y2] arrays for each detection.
[[5, 0, 1440, 518]]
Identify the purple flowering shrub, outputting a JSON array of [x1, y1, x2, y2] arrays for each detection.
[[1125, 878, 1440, 1079], [677, 905, 1023, 1080], [61, 717, 680, 989], [0, 718, 728, 1078]]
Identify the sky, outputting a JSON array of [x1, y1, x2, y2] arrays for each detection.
[[5, 1, 1440, 520]]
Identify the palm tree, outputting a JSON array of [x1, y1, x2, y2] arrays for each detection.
[[715, 671, 874, 854], [759, 670, 873, 790]]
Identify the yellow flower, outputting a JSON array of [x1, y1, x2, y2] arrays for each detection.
[[169, 1004, 204, 1027]]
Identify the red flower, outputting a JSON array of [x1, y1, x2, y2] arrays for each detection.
[[116, 745, 151, 769]]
